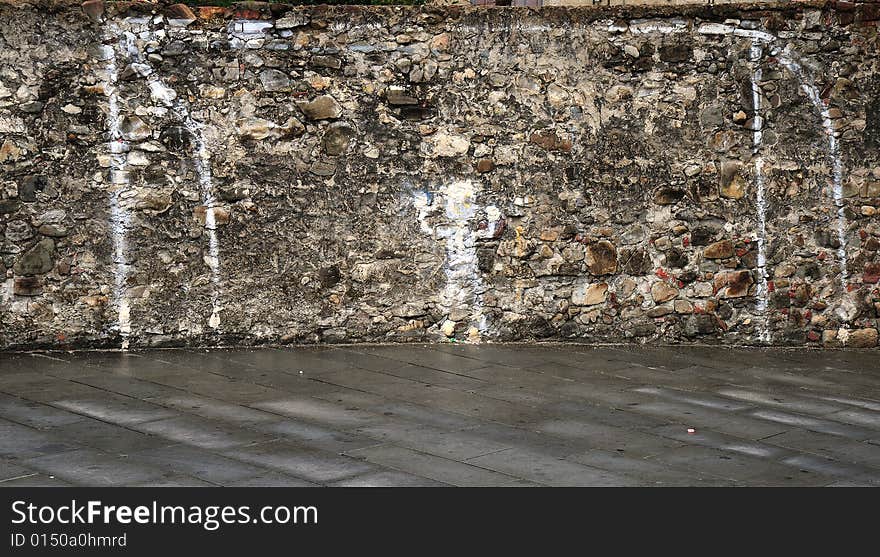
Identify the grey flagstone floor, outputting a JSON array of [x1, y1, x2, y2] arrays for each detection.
[[0, 344, 878, 487]]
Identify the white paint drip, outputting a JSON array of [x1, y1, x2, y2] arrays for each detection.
[[121, 25, 224, 330], [602, 17, 849, 290], [190, 122, 223, 331], [415, 181, 488, 340], [485, 205, 502, 238], [774, 50, 849, 288], [412, 190, 435, 236], [103, 29, 133, 349], [750, 42, 770, 344], [2, 278, 14, 304], [439, 181, 487, 339]]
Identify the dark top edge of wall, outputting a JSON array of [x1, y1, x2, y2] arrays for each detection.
[[0, 0, 871, 21]]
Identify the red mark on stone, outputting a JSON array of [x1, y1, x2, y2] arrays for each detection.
[[682, 236, 690, 247], [768, 281, 775, 292], [655, 268, 670, 280], [807, 330, 821, 342]]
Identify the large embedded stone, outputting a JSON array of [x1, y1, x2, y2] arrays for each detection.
[[259, 69, 290, 92], [571, 282, 608, 306], [236, 117, 275, 140], [237, 117, 303, 140], [863, 262, 880, 284], [309, 158, 337, 177], [312, 55, 341, 69], [585, 241, 617, 275], [81, 0, 104, 22], [13, 276, 42, 296], [0, 139, 22, 162], [5, 220, 33, 242], [166, 3, 197, 21], [18, 175, 46, 202], [714, 270, 753, 298], [386, 88, 420, 106], [120, 116, 151, 141], [13, 239, 55, 276], [322, 123, 355, 156], [847, 328, 878, 348], [651, 282, 679, 303], [685, 314, 718, 336], [425, 132, 469, 157], [620, 247, 651, 275], [704, 240, 734, 259], [297, 95, 343, 120], [529, 130, 571, 152], [719, 161, 747, 199]]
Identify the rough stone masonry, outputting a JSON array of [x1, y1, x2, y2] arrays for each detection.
[[0, 0, 879, 350]]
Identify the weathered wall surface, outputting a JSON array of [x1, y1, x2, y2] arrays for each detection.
[[1, 1, 879, 349]]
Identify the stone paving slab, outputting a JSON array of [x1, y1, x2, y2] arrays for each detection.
[[346, 445, 537, 487], [0, 345, 878, 487]]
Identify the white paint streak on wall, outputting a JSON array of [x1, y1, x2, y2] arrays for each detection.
[[733, 28, 777, 43], [697, 23, 736, 36], [189, 120, 223, 331], [104, 28, 133, 349], [774, 50, 849, 288], [421, 181, 488, 341], [604, 18, 849, 291], [485, 205, 502, 238], [122, 24, 224, 330], [629, 19, 688, 35], [1, 278, 14, 305], [412, 190, 435, 236], [750, 42, 770, 344]]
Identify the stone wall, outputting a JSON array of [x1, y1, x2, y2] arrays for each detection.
[[1, 1, 879, 350]]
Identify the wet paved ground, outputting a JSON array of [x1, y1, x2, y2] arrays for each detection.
[[0, 344, 878, 487]]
